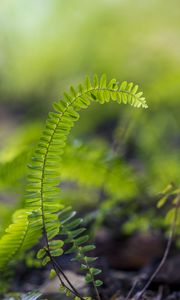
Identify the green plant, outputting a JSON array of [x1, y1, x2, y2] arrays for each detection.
[[0, 74, 147, 299]]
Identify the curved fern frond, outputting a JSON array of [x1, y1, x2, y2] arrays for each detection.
[[27, 73, 147, 249], [0, 74, 147, 276]]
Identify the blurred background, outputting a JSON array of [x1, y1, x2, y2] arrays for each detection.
[[0, 0, 180, 242]]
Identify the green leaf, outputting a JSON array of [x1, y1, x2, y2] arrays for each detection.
[[64, 92, 72, 103], [84, 256, 98, 263], [47, 226, 60, 240], [65, 245, 76, 254], [120, 81, 127, 90], [80, 264, 88, 270], [69, 228, 86, 238], [100, 73, 107, 88], [80, 245, 95, 253], [157, 196, 167, 208], [71, 253, 82, 261], [85, 273, 93, 283], [37, 248, 46, 259], [131, 84, 139, 94], [86, 76, 92, 89], [60, 211, 76, 224], [95, 280, 103, 287], [49, 269, 56, 279], [65, 218, 83, 230], [42, 255, 50, 266], [93, 74, 99, 88], [66, 289, 72, 296], [49, 239, 64, 249], [127, 82, 133, 92], [165, 208, 175, 224], [51, 248, 64, 257], [75, 235, 89, 245], [70, 86, 77, 97], [108, 78, 117, 89], [90, 268, 102, 276]]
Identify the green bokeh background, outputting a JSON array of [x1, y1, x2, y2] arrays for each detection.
[[0, 0, 180, 233]]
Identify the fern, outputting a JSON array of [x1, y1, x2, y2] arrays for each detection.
[[27, 74, 146, 239], [28, 74, 146, 266], [0, 210, 41, 270], [0, 149, 32, 191], [0, 74, 147, 297], [60, 207, 103, 286]]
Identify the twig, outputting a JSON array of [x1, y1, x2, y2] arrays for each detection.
[[136, 197, 180, 300], [125, 278, 139, 300]]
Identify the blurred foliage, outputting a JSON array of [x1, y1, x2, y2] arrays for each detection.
[[0, 0, 180, 106], [0, 0, 180, 238]]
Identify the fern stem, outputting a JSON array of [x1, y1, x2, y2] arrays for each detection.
[[84, 258, 101, 300], [45, 248, 85, 299], [51, 257, 79, 297], [52, 257, 84, 298]]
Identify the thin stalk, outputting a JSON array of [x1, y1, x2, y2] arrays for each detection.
[[84, 258, 101, 300], [45, 248, 85, 300], [52, 255, 85, 299], [125, 279, 138, 300], [136, 197, 179, 300]]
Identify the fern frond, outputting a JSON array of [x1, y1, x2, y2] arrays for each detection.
[[0, 149, 32, 191], [27, 73, 147, 249], [60, 208, 103, 288], [26, 74, 146, 296], [0, 74, 147, 275], [0, 210, 41, 270]]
